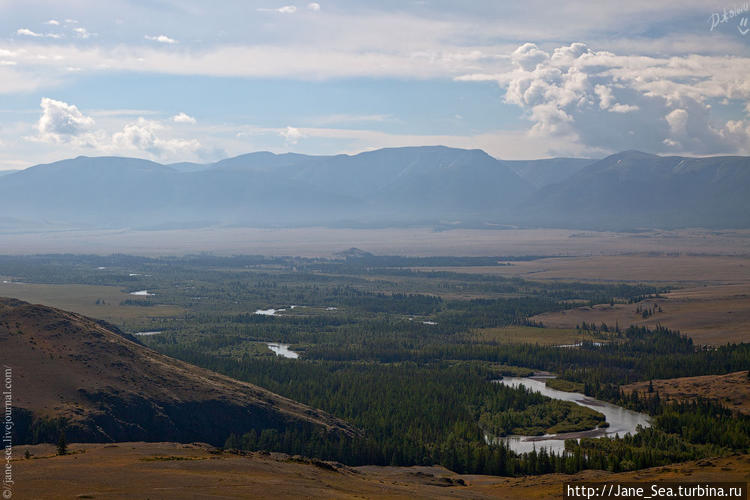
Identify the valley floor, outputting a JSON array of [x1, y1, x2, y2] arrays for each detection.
[[11, 442, 750, 499]]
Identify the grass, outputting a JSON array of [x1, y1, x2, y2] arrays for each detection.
[[471, 325, 590, 345], [141, 455, 206, 462], [530, 282, 750, 345], [622, 371, 750, 415], [488, 364, 535, 377], [545, 378, 585, 393], [0, 281, 183, 323]]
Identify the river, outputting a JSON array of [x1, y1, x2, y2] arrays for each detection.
[[266, 342, 299, 359], [486, 376, 651, 454]]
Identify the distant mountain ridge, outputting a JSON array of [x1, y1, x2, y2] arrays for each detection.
[[0, 146, 747, 230], [520, 150, 750, 229]]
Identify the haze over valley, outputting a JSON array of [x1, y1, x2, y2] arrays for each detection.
[[2, 1, 750, 498]]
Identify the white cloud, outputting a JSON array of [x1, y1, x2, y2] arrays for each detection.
[[280, 126, 303, 144], [73, 27, 91, 39], [665, 108, 688, 137], [511, 43, 549, 71], [609, 103, 640, 113], [112, 118, 200, 156], [145, 34, 178, 44], [258, 5, 297, 13], [45, 19, 60, 26], [172, 112, 196, 124], [16, 28, 42, 37], [0, 42, 506, 80], [473, 42, 750, 155], [35, 97, 96, 144], [0, 67, 48, 94], [27, 98, 201, 159], [16, 28, 63, 38], [594, 85, 638, 113], [307, 2, 321, 11], [311, 113, 391, 126], [230, 124, 602, 159]]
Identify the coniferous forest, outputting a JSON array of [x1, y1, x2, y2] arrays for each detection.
[[2, 254, 749, 476]]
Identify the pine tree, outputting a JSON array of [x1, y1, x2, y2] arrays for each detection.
[[57, 431, 67, 456]]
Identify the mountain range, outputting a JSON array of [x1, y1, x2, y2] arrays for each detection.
[[0, 147, 747, 230]]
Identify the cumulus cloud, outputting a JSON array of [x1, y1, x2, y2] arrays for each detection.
[[36, 97, 96, 144], [594, 85, 638, 113], [30, 98, 200, 158], [307, 2, 321, 11], [280, 126, 303, 144], [172, 112, 196, 124], [45, 19, 60, 26], [112, 118, 200, 156], [665, 108, 688, 137], [476, 42, 750, 155], [145, 34, 177, 44]]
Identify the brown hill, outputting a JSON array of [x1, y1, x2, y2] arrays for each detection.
[[12, 442, 750, 499], [0, 297, 357, 445]]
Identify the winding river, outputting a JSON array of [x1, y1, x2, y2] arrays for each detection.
[[486, 377, 651, 454]]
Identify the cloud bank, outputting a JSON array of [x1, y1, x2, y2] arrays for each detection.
[[458, 42, 750, 155]]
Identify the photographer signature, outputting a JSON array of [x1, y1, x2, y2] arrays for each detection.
[[709, 4, 750, 35]]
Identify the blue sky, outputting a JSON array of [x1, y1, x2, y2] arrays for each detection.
[[1, 0, 750, 169]]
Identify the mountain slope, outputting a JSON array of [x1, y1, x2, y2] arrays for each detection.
[[503, 158, 596, 188], [520, 151, 750, 229], [0, 156, 182, 227], [0, 297, 357, 445]]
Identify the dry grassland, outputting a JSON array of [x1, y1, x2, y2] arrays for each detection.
[[12, 442, 750, 499], [0, 281, 182, 322], [622, 371, 750, 415]]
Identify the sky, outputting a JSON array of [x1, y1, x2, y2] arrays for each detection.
[[1, 0, 750, 169]]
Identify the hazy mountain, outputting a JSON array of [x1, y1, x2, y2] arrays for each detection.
[[0, 155, 358, 228], [165, 161, 213, 173], [0, 169, 19, 177], [0, 147, 747, 230], [2, 297, 356, 445], [0, 146, 533, 229], [211, 146, 534, 212], [503, 158, 596, 188], [520, 151, 750, 229]]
